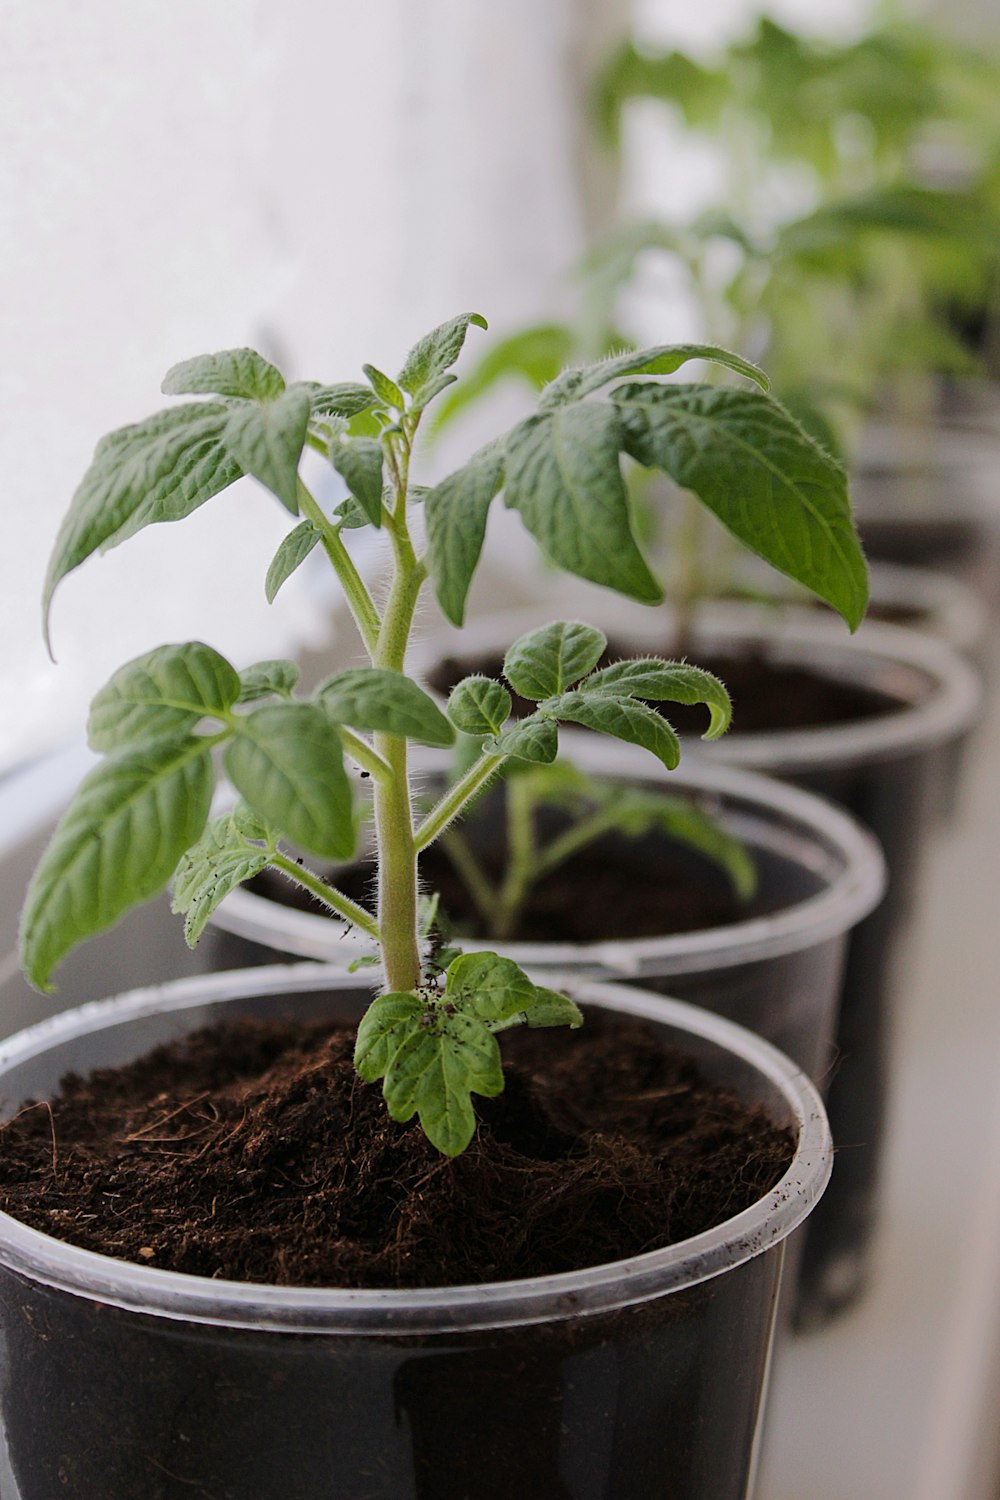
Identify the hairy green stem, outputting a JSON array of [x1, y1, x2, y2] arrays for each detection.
[[296, 479, 381, 658], [338, 727, 392, 782], [413, 753, 507, 852], [269, 851, 379, 941], [369, 447, 426, 994]]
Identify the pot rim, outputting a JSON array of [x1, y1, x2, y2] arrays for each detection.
[[421, 606, 982, 776], [210, 751, 886, 978], [0, 965, 831, 1336]]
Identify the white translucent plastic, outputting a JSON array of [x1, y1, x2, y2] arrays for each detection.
[[0, 967, 832, 1337]]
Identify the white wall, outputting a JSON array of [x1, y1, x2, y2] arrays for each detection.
[[0, 0, 614, 774]]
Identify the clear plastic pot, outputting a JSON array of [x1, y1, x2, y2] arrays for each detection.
[[411, 603, 982, 1326], [207, 752, 884, 1092], [0, 966, 831, 1500]]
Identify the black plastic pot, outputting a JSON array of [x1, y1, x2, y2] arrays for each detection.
[[413, 605, 981, 1326], [0, 966, 831, 1500], [851, 419, 1000, 606]]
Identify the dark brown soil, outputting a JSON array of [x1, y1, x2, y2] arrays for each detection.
[[0, 1009, 793, 1290], [429, 642, 902, 736]]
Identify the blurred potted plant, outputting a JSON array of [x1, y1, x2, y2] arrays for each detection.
[[596, 11, 1000, 592], [0, 318, 852, 1497]]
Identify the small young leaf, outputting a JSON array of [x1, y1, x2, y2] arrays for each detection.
[[383, 1013, 503, 1156], [171, 812, 270, 947], [409, 372, 457, 412], [231, 800, 272, 839], [44, 404, 243, 646], [444, 951, 537, 1026], [302, 382, 379, 420], [425, 439, 507, 626], [614, 383, 869, 629], [431, 323, 576, 433], [223, 386, 311, 515], [87, 642, 241, 752], [541, 343, 768, 407], [577, 658, 732, 738], [265, 521, 321, 603], [397, 312, 488, 403], [237, 660, 300, 702], [503, 404, 663, 606], [162, 348, 285, 402], [519, 986, 584, 1031], [224, 703, 355, 859], [362, 364, 404, 409], [354, 992, 425, 1082], [547, 693, 681, 770], [329, 437, 384, 526], [447, 676, 512, 736], [334, 495, 375, 530], [316, 669, 455, 747], [488, 713, 558, 764], [355, 988, 505, 1157], [503, 621, 608, 700], [20, 736, 214, 992]]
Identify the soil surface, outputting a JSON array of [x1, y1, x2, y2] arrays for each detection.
[[0, 1009, 792, 1290], [429, 642, 903, 736]]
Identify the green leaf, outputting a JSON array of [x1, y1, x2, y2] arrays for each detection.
[[503, 621, 607, 701], [44, 403, 243, 647], [518, 985, 585, 1030], [222, 386, 311, 515], [362, 363, 404, 409], [447, 676, 512, 736], [541, 343, 768, 407], [355, 988, 504, 1156], [237, 660, 300, 702], [162, 348, 285, 402], [20, 736, 214, 991], [232, 800, 272, 839], [614, 384, 868, 629], [354, 992, 424, 1082], [444, 951, 537, 1025], [503, 403, 663, 606], [397, 312, 488, 404], [547, 693, 681, 770], [316, 668, 455, 747], [488, 713, 558, 764], [170, 812, 269, 947], [383, 1012, 503, 1156], [265, 521, 321, 603], [575, 658, 732, 738], [334, 495, 374, 530], [302, 382, 379, 420], [87, 642, 241, 752], [224, 703, 355, 859], [329, 437, 384, 526], [425, 439, 507, 626], [431, 323, 577, 434]]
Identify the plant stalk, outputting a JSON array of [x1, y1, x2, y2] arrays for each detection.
[[296, 479, 381, 658], [269, 852, 379, 941], [370, 444, 426, 994]]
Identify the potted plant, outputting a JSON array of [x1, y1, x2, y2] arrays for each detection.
[[596, 12, 1000, 593], [2, 318, 861, 1496], [209, 742, 885, 1098]]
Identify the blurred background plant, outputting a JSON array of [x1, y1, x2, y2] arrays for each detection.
[[438, 10, 1000, 458]]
